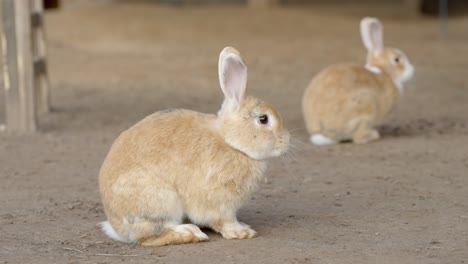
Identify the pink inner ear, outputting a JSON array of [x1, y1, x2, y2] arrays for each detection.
[[223, 57, 247, 103], [371, 23, 383, 52]]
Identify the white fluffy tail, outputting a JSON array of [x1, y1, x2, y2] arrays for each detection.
[[99, 221, 125, 242], [310, 134, 337, 146]]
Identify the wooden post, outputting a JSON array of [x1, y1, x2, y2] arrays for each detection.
[[31, 0, 50, 114], [1, 0, 37, 132], [248, 0, 279, 8], [1, 0, 50, 132]]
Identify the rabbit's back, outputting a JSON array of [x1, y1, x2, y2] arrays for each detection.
[[303, 63, 399, 136], [100, 110, 219, 185]]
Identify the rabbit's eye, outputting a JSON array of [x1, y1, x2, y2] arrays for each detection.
[[258, 115, 269, 125], [394, 57, 400, 63]]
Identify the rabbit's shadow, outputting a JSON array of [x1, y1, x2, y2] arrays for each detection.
[[379, 117, 467, 138]]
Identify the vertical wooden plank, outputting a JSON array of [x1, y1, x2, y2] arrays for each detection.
[[248, 0, 279, 8], [404, 0, 422, 14], [1, 0, 37, 132], [31, 0, 50, 114]]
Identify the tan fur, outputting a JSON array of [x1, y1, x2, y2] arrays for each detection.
[[99, 47, 290, 246], [139, 224, 208, 247], [302, 17, 414, 144]]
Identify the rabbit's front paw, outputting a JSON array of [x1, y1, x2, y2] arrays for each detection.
[[220, 222, 257, 239], [353, 128, 380, 144]]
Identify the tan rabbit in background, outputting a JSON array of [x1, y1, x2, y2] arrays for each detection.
[[98, 47, 290, 247], [302, 17, 414, 145]]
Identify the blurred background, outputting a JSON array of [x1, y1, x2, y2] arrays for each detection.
[[0, 0, 468, 128], [1, 0, 468, 130], [43, 0, 468, 13]]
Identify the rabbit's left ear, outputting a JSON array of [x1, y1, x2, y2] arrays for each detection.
[[218, 47, 248, 107], [360, 17, 384, 55]]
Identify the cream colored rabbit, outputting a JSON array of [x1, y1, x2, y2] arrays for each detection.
[[302, 17, 414, 145], [99, 47, 290, 247]]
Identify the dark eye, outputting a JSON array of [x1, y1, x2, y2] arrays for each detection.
[[394, 57, 400, 63], [258, 115, 268, 125]]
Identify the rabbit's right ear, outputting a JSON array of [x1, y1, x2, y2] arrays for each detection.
[[360, 17, 383, 55], [218, 47, 248, 108]]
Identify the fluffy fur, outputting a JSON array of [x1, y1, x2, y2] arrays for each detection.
[[99, 47, 290, 247], [302, 17, 414, 145]]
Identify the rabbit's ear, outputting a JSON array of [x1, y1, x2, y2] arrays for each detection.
[[218, 47, 248, 107], [360, 17, 384, 54]]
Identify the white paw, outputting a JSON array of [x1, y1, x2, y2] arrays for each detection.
[[310, 134, 336, 146], [221, 222, 257, 240], [174, 224, 209, 240]]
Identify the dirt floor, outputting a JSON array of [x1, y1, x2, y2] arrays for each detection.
[[1, 2, 468, 264]]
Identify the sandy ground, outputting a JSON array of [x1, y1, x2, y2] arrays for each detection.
[[1, 2, 468, 264]]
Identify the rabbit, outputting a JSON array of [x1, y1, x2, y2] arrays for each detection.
[[302, 17, 414, 145], [98, 47, 290, 247]]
